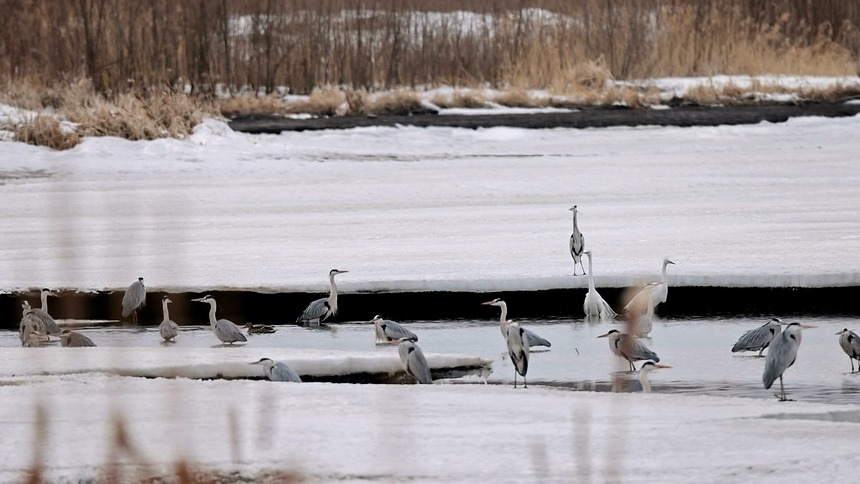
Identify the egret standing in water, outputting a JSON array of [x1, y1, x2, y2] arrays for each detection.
[[481, 298, 551, 348], [583, 251, 616, 319], [598, 329, 659, 371], [623, 258, 675, 315], [251, 357, 302, 382], [29, 289, 61, 335], [638, 360, 671, 393], [296, 269, 348, 325], [370, 315, 418, 344], [732, 318, 782, 357], [763, 322, 815, 401], [396, 338, 433, 384], [507, 322, 530, 388], [836, 328, 860, 373], [122, 277, 146, 324], [158, 295, 179, 342], [192, 295, 247, 344], [569, 205, 586, 276]]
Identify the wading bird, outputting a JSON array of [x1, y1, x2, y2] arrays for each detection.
[[245, 323, 277, 334], [20, 303, 49, 347], [60, 329, 97, 347], [836, 328, 860, 373], [583, 251, 616, 319], [598, 329, 659, 371], [763, 322, 815, 401], [396, 338, 432, 384], [251, 357, 302, 382], [29, 289, 62, 335], [122, 277, 146, 324], [623, 258, 675, 315], [370, 315, 417, 344], [481, 298, 551, 348], [296, 269, 348, 325], [638, 360, 671, 393], [569, 205, 586, 276], [507, 322, 530, 388], [732, 318, 782, 357], [158, 296, 179, 342], [192, 295, 247, 344]]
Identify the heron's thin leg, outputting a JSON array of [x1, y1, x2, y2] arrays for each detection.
[[758, 348, 764, 357], [852, 358, 855, 373], [513, 371, 517, 389], [524, 376, 528, 389], [779, 376, 786, 401]]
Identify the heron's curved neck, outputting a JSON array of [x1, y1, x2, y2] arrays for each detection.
[[328, 274, 339, 309], [497, 303, 508, 323], [661, 262, 670, 283], [572, 211, 578, 231], [639, 370, 652, 393], [162, 300, 170, 322], [586, 255, 596, 291], [40, 292, 48, 310], [207, 302, 218, 326]]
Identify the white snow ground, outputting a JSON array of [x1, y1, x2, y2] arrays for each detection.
[[1, 113, 859, 292]]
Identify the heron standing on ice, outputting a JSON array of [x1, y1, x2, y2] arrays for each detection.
[[193, 295, 247, 344], [481, 298, 551, 348], [396, 338, 433, 384], [507, 322, 530, 388], [836, 328, 860, 373], [569, 205, 586, 276], [122, 277, 146, 324], [29, 289, 62, 335], [732, 318, 782, 357], [159, 295, 179, 342], [297, 269, 348, 325], [763, 322, 815, 401]]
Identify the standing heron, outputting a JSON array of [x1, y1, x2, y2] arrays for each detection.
[[583, 251, 616, 319], [296, 269, 348, 325], [598, 329, 659, 371], [251, 357, 302, 382], [20, 303, 49, 347], [122, 277, 146, 324], [569, 205, 586, 276], [481, 298, 551, 347], [370, 315, 418, 344], [623, 258, 675, 315], [158, 295, 179, 342], [29, 289, 62, 335], [732, 318, 782, 357], [638, 360, 672, 393], [507, 322, 530, 388], [836, 328, 860, 372], [192, 295, 247, 344], [61, 329, 97, 347], [245, 323, 277, 334], [396, 338, 433, 384], [763, 322, 815, 401]]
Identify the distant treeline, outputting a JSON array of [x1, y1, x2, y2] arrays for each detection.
[[1, 0, 858, 95]]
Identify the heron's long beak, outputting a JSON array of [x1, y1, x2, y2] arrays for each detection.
[[800, 324, 817, 329], [654, 364, 672, 369], [596, 333, 610, 338], [191, 297, 205, 302], [481, 301, 495, 306], [836, 330, 845, 335], [48, 291, 58, 297], [667, 260, 676, 265]]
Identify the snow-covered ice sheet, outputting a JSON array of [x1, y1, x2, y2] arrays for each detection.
[[0, 114, 859, 292], [2, 376, 859, 482]]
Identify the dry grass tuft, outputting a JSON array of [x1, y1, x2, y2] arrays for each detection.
[[365, 90, 427, 116], [13, 115, 80, 150], [218, 95, 289, 118], [285, 86, 345, 116], [344, 88, 369, 116], [491, 89, 549, 108], [429, 91, 488, 109]]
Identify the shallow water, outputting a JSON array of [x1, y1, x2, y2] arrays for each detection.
[[4, 315, 860, 404]]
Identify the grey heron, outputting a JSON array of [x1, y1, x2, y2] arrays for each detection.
[[623, 258, 675, 315], [20, 303, 49, 347], [370, 315, 417, 344], [29, 289, 62, 335], [763, 322, 815, 401], [481, 298, 551, 347], [569, 206, 586, 276], [122, 277, 146, 324], [245, 323, 277, 334], [638, 360, 671, 393], [732, 318, 782, 357], [192, 295, 247, 344], [598, 329, 659, 371], [158, 296, 179, 342], [507, 322, 530, 388], [396, 338, 433, 384], [251, 357, 302, 382], [583, 251, 616, 319], [836, 328, 860, 372], [296, 269, 348, 325], [60, 329, 97, 347]]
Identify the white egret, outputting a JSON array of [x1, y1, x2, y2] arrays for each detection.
[[192, 295, 247, 344], [122, 277, 146, 324], [732, 318, 782, 357], [763, 322, 815, 401], [251, 357, 302, 382], [370, 315, 417, 344], [507, 322, 530, 388], [638, 360, 672, 393], [623, 258, 675, 315], [583, 251, 616, 319], [569, 205, 585, 276], [597, 329, 659, 371], [158, 296, 179, 342], [836, 328, 860, 373], [296, 269, 348, 325], [396, 338, 432, 384], [481, 298, 551, 347]]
